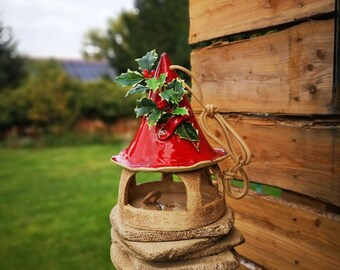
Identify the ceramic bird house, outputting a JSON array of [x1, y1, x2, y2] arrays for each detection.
[[110, 51, 251, 270]]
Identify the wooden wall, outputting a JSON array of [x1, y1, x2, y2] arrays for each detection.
[[189, 0, 340, 269]]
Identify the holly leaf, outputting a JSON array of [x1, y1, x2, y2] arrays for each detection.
[[146, 77, 158, 90], [134, 97, 157, 118], [146, 73, 167, 91], [173, 107, 189, 116], [175, 122, 199, 142], [115, 69, 144, 86], [167, 79, 186, 97], [147, 108, 163, 127], [161, 79, 186, 105], [135, 50, 158, 72], [158, 73, 167, 88], [126, 84, 149, 97], [160, 88, 181, 105]]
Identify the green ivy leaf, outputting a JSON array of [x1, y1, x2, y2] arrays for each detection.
[[160, 89, 180, 105], [126, 84, 149, 97], [161, 79, 186, 105], [168, 79, 186, 97], [135, 50, 158, 72], [134, 97, 157, 118], [115, 69, 144, 86], [147, 108, 163, 127], [158, 73, 167, 88], [175, 122, 199, 142], [146, 73, 167, 91], [146, 77, 158, 90], [173, 107, 189, 116]]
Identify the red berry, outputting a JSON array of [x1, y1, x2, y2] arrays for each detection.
[[143, 69, 148, 77], [153, 93, 169, 110], [150, 70, 155, 76]]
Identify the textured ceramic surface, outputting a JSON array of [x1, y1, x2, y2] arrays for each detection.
[[109, 205, 234, 242]]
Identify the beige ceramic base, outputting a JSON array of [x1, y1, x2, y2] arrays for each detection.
[[178, 228, 244, 261], [111, 227, 244, 262], [110, 205, 234, 242], [111, 228, 220, 261], [110, 242, 240, 270], [128, 248, 240, 270], [110, 242, 135, 270]]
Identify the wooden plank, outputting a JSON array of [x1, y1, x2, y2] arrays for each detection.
[[228, 192, 340, 270], [189, 0, 335, 44], [281, 190, 328, 211], [239, 256, 264, 270], [191, 20, 337, 115], [202, 114, 340, 206]]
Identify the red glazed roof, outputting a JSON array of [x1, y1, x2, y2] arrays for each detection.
[[112, 53, 227, 172]]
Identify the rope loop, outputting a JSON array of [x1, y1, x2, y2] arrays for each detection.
[[170, 65, 251, 200], [223, 171, 237, 180], [205, 104, 218, 119], [223, 168, 250, 199]]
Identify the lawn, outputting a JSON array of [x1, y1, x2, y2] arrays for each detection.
[[0, 144, 125, 270], [0, 143, 281, 270]]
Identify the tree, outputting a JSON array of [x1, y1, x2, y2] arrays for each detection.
[[82, 0, 190, 74], [0, 21, 27, 90]]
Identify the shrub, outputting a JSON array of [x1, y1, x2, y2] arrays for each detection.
[[76, 80, 136, 122], [0, 59, 136, 137]]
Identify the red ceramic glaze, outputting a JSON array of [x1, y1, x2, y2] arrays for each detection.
[[155, 53, 178, 82], [150, 91, 169, 110], [112, 53, 226, 171], [158, 114, 190, 141]]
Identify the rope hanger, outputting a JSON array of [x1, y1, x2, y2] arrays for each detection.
[[170, 65, 252, 199]]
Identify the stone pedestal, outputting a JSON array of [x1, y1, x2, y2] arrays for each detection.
[[109, 205, 244, 270]]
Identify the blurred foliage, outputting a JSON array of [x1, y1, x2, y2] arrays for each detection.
[[77, 80, 135, 122], [82, 0, 190, 74], [0, 21, 27, 90], [0, 0, 193, 141], [0, 59, 135, 136]]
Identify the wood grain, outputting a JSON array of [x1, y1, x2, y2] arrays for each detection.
[[191, 20, 337, 115], [201, 114, 340, 206], [189, 0, 335, 44], [228, 192, 340, 270]]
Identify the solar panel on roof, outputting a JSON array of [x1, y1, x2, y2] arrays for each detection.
[[61, 60, 116, 81]]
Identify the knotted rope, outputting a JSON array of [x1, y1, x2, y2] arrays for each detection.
[[170, 65, 251, 199]]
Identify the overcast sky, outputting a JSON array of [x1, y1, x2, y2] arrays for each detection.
[[1, 0, 134, 59]]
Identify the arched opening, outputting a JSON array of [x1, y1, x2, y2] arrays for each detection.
[[127, 172, 187, 211], [118, 168, 227, 231], [199, 167, 222, 207]]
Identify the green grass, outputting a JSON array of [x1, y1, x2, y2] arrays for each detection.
[[0, 143, 282, 270], [0, 144, 125, 270], [232, 179, 282, 197]]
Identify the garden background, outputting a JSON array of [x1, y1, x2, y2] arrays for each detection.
[[0, 0, 189, 269]]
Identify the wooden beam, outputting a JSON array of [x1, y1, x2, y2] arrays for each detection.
[[202, 114, 340, 206], [334, 0, 340, 107], [191, 20, 337, 115], [281, 190, 328, 211], [228, 192, 340, 269], [189, 0, 335, 44]]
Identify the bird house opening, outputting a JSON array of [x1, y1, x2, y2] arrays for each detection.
[[118, 167, 227, 231], [126, 172, 188, 211], [199, 167, 223, 207], [121, 166, 224, 212]]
